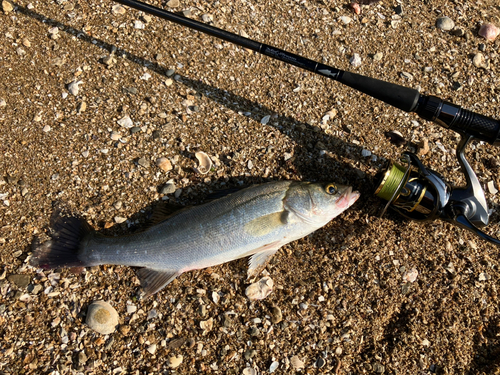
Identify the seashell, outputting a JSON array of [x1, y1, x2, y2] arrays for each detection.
[[194, 151, 212, 174], [245, 276, 274, 300], [290, 355, 305, 370], [67, 80, 82, 96], [403, 268, 418, 283], [86, 300, 119, 334], [167, 355, 183, 368], [385, 130, 406, 147], [156, 157, 172, 172], [478, 23, 499, 41]]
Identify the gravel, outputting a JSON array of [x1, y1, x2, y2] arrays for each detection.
[[1, 0, 500, 374]]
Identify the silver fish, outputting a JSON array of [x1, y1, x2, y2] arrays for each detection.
[[30, 181, 359, 296]]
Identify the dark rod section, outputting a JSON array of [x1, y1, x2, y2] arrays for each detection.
[[113, 0, 500, 144]]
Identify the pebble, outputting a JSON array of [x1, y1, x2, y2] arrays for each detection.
[[269, 361, 279, 373], [164, 78, 173, 86], [86, 301, 119, 334], [43, 125, 51, 133], [271, 306, 282, 324], [67, 80, 82, 96], [156, 157, 173, 172], [114, 216, 127, 224], [350, 53, 362, 67], [487, 180, 498, 195], [117, 115, 133, 128], [119, 325, 130, 335], [166, 0, 180, 7], [244, 350, 257, 360], [134, 20, 145, 30], [2, 0, 13, 13], [202, 14, 213, 23], [77, 102, 87, 113], [478, 23, 499, 41], [340, 16, 352, 25], [245, 276, 274, 300], [138, 157, 150, 168], [261, 115, 271, 125], [161, 183, 176, 195], [436, 17, 454, 31], [195, 151, 212, 174], [373, 52, 383, 61], [290, 355, 305, 370], [103, 54, 117, 67], [166, 69, 175, 77], [315, 357, 326, 368], [167, 355, 183, 368], [130, 126, 141, 134], [361, 149, 371, 157], [0, 98, 6, 107], [472, 53, 489, 69], [8, 274, 30, 288], [247, 160, 254, 170], [112, 4, 126, 15]]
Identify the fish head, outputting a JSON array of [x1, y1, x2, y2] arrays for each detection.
[[284, 182, 360, 225]]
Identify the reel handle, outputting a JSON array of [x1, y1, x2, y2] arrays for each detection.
[[454, 214, 500, 246]]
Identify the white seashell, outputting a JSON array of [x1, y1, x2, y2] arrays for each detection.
[[242, 368, 258, 375], [199, 317, 213, 331], [117, 115, 133, 128], [156, 157, 172, 172], [167, 355, 183, 368], [86, 300, 119, 334], [403, 268, 418, 283], [245, 276, 274, 300], [194, 151, 212, 174], [67, 80, 82, 96], [478, 23, 499, 41]]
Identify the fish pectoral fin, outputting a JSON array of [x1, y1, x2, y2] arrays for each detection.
[[245, 211, 290, 237], [247, 241, 282, 279], [136, 268, 179, 297]]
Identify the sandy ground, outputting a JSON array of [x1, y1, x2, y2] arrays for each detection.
[[1, 0, 500, 374]]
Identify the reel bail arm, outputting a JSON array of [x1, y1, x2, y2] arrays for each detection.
[[375, 135, 500, 245]]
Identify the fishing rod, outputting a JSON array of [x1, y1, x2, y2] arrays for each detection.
[[112, 0, 500, 244]]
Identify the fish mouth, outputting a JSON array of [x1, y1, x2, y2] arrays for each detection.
[[338, 187, 360, 209]]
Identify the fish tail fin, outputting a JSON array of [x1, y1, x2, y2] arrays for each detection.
[[30, 208, 94, 270]]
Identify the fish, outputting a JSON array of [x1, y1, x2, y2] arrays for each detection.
[[30, 180, 359, 296]]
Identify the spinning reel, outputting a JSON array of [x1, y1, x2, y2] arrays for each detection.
[[112, 0, 500, 244]]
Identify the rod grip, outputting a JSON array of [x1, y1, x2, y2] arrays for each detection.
[[338, 72, 421, 112]]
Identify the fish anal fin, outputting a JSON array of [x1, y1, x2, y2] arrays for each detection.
[[245, 211, 289, 237], [247, 241, 282, 279], [136, 268, 179, 297]]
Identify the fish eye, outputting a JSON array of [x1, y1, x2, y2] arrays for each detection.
[[325, 184, 338, 195]]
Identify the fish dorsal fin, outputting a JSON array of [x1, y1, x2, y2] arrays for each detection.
[[247, 241, 282, 279], [244, 211, 290, 237], [204, 187, 244, 201], [136, 268, 179, 297], [147, 202, 188, 226]]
